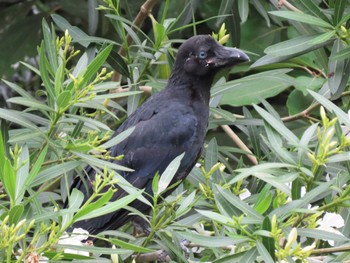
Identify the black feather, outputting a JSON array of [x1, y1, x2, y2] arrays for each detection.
[[68, 35, 249, 235]]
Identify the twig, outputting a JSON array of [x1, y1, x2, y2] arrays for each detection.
[[311, 245, 350, 255], [220, 124, 258, 165], [278, 0, 302, 13], [111, 0, 158, 83], [281, 90, 350, 122], [134, 249, 171, 263], [281, 103, 320, 122]]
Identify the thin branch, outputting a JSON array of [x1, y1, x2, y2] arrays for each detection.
[[278, 0, 302, 13], [112, 0, 158, 83], [281, 90, 350, 122], [281, 103, 320, 122], [220, 124, 258, 165], [134, 249, 170, 263], [311, 245, 350, 255]]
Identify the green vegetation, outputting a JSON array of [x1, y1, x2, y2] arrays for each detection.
[[1, 0, 350, 262]]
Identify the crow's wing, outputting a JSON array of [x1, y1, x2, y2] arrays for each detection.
[[71, 99, 203, 233]]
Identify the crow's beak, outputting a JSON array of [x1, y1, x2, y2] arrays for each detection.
[[210, 46, 250, 67]]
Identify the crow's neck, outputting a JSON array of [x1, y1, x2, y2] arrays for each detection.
[[167, 69, 213, 104]]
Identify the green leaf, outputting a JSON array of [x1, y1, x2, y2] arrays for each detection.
[[294, 76, 325, 95], [51, 14, 90, 47], [3, 158, 16, 204], [176, 191, 196, 217], [157, 153, 184, 195], [39, 42, 55, 107], [0, 109, 38, 130], [271, 180, 333, 219], [333, 0, 346, 25], [106, 44, 130, 78], [15, 144, 29, 204], [72, 152, 132, 172], [328, 39, 347, 95], [256, 240, 275, 263], [254, 104, 299, 146], [309, 90, 350, 127], [68, 188, 84, 211], [26, 145, 48, 187], [76, 190, 142, 221], [269, 11, 333, 29], [287, 90, 314, 116], [214, 185, 263, 220], [196, 209, 236, 226], [330, 46, 350, 61], [261, 217, 275, 261], [251, 36, 333, 67], [210, 107, 236, 123], [293, 0, 331, 23], [308, 31, 335, 45], [254, 185, 272, 214], [2, 79, 34, 100], [61, 188, 84, 228], [229, 163, 294, 185], [64, 114, 110, 131], [291, 179, 302, 200], [7, 97, 53, 112], [81, 44, 113, 84], [109, 238, 153, 253], [42, 19, 58, 72], [240, 248, 259, 263], [238, 0, 249, 23], [204, 138, 218, 172], [56, 244, 130, 255], [100, 127, 135, 149], [178, 231, 249, 247], [217, 0, 234, 25], [9, 205, 24, 225], [92, 90, 143, 100], [297, 228, 349, 242], [73, 188, 114, 220], [32, 161, 83, 187], [212, 69, 294, 106], [54, 62, 65, 96], [264, 34, 333, 57]]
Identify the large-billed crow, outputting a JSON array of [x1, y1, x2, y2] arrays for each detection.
[[70, 35, 249, 235]]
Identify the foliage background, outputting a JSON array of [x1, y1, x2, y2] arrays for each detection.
[[1, 0, 350, 262]]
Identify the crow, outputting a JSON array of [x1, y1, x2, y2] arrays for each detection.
[[70, 35, 249, 235]]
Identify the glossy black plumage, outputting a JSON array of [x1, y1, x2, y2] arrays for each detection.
[[70, 35, 249, 234]]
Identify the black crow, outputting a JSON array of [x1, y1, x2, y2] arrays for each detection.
[[70, 35, 249, 235]]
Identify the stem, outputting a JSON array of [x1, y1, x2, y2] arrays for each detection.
[[220, 124, 258, 165], [278, 0, 302, 13], [311, 245, 350, 255], [111, 0, 159, 84]]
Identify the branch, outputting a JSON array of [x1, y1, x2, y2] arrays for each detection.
[[311, 245, 350, 255], [112, 0, 158, 83], [220, 124, 258, 165], [134, 249, 170, 263], [278, 0, 302, 13]]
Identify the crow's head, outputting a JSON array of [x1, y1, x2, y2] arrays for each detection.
[[175, 35, 249, 77]]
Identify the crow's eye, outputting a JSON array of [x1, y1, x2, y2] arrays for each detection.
[[198, 50, 207, 59]]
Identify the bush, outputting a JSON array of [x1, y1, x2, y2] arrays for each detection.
[[1, 0, 350, 262]]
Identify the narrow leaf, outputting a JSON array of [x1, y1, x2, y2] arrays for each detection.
[[269, 11, 333, 29], [76, 191, 142, 221], [157, 153, 184, 195]]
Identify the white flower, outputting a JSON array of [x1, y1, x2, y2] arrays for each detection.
[[317, 213, 345, 246], [318, 212, 344, 228], [239, 188, 251, 200], [58, 228, 90, 256]]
